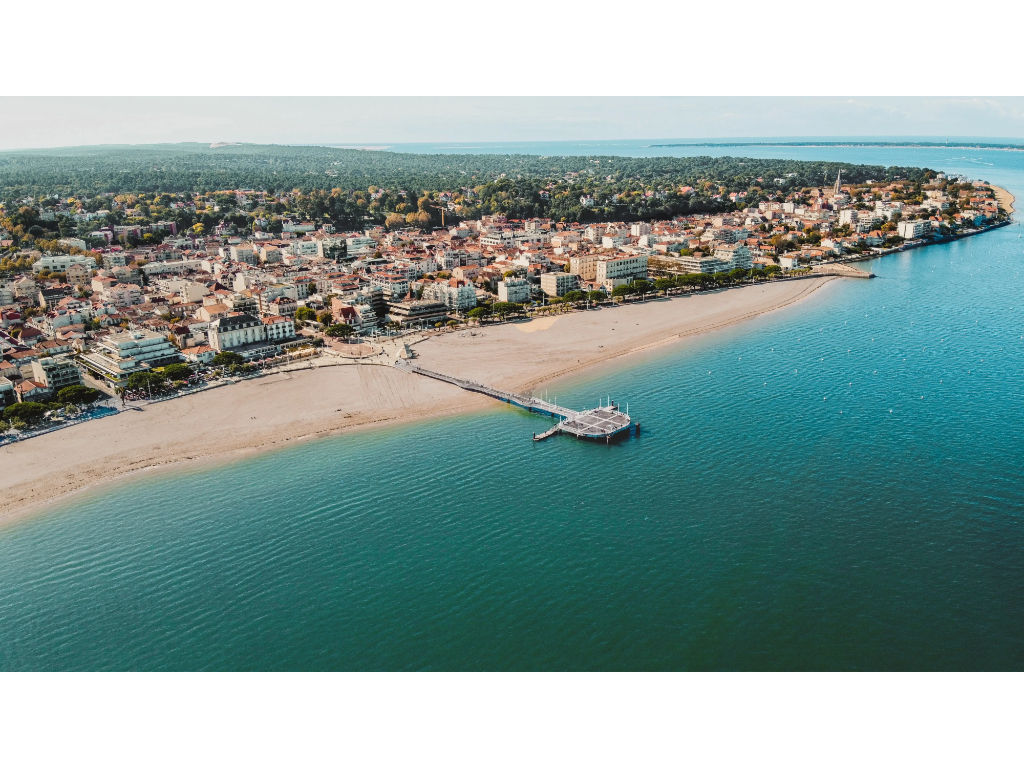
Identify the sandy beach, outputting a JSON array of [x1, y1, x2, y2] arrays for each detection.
[[991, 184, 1015, 215], [0, 276, 838, 525]]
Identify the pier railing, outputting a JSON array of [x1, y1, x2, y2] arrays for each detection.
[[396, 360, 576, 419]]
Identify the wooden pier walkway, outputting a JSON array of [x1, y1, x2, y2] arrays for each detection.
[[396, 360, 634, 441], [396, 360, 576, 419]]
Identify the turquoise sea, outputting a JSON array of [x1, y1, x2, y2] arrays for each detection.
[[1, 142, 1022, 671]]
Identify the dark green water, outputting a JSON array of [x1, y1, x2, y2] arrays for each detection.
[[1, 146, 1022, 670]]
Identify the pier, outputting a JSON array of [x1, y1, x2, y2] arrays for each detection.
[[396, 360, 635, 442]]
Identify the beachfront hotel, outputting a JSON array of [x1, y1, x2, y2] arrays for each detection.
[[78, 329, 182, 384]]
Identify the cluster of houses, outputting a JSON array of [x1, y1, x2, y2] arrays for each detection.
[[0, 174, 1005, 404]]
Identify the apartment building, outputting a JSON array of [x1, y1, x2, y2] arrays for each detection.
[[595, 254, 648, 289], [540, 271, 580, 297], [497, 277, 531, 303]]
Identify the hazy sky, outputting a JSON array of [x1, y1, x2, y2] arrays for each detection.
[[2, 97, 1023, 150]]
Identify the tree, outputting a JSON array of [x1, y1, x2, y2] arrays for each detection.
[[611, 284, 633, 298], [324, 323, 354, 339], [3, 401, 49, 426], [212, 351, 244, 367], [631, 279, 652, 296], [125, 370, 167, 392], [0, 419, 8, 434], [654, 278, 675, 293], [466, 306, 490, 321], [56, 385, 104, 406], [728, 268, 750, 282], [294, 306, 316, 323], [162, 363, 192, 382], [315, 310, 333, 325], [492, 301, 521, 318], [562, 290, 587, 304], [587, 290, 607, 303]]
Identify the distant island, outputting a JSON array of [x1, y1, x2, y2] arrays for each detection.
[[650, 140, 1024, 151]]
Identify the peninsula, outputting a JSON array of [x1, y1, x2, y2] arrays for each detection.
[[0, 144, 1013, 522]]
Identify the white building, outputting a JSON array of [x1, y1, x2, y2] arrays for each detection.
[[540, 271, 580, 297], [601, 234, 629, 249], [227, 244, 258, 264], [898, 220, 932, 239], [32, 254, 94, 274], [595, 255, 648, 289], [497, 277, 531, 303], [711, 244, 752, 270], [31, 354, 83, 391], [207, 313, 265, 352], [345, 236, 375, 255], [80, 329, 182, 383], [674, 251, 728, 274], [422, 279, 477, 311], [263, 315, 296, 343]]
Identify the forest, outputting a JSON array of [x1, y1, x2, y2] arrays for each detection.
[[0, 143, 936, 233]]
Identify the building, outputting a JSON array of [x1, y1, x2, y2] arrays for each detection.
[[344, 236, 375, 256], [102, 252, 128, 269], [101, 282, 144, 308], [208, 312, 296, 356], [497, 278, 531, 303], [594, 254, 648, 289], [262, 315, 296, 343], [675, 251, 729, 274], [422, 279, 477, 312], [66, 262, 92, 285], [898, 220, 932, 239], [540, 271, 580, 297], [0, 376, 14, 407], [208, 313, 265, 351], [387, 300, 449, 328], [227, 244, 258, 264], [79, 329, 182, 383], [32, 254, 94, 274], [711, 244, 753, 270], [369, 272, 412, 300], [180, 344, 216, 364], [31, 355, 83, 391]]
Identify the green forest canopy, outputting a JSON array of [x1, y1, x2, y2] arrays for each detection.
[[0, 143, 936, 227]]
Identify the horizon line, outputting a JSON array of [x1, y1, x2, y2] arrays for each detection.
[[4, 134, 1024, 154]]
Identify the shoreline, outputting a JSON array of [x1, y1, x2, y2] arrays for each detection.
[[991, 184, 1015, 215], [1, 276, 839, 528]]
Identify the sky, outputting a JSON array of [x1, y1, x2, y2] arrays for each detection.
[[2, 97, 1024, 151]]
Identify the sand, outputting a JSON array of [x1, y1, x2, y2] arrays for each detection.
[[0, 276, 837, 525], [991, 185, 1015, 215]]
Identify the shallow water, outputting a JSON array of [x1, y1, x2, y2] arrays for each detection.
[[1, 144, 1022, 670]]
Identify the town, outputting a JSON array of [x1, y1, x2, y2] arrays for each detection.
[[0, 170, 1009, 437]]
